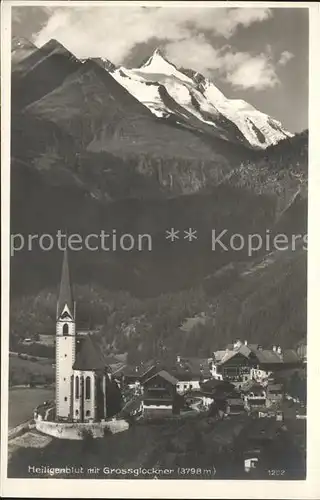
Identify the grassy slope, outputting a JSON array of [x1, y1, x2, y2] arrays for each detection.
[[8, 387, 54, 428]]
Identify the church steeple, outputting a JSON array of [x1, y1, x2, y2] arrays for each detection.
[[55, 248, 77, 421], [57, 248, 75, 320]]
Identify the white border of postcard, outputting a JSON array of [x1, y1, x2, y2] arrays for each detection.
[[1, 1, 320, 498]]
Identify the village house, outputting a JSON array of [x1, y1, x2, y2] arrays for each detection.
[[141, 370, 181, 418], [241, 380, 267, 410], [167, 356, 213, 394], [214, 341, 303, 387], [226, 396, 246, 416], [266, 383, 284, 406], [202, 379, 244, 417], [214, 341, 252, 385], [184, 389, 214, 410], [248, 344, 301, 374], [200, 378, 236, 397], [113, 360, 158, 392]]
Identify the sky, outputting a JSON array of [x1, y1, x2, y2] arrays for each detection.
[[12, 6, 309, 133]]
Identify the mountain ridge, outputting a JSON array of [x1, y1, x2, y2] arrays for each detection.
[[9, 37, 308, 355], [110, 47, 293, 149], [14, 38, 293, 150]]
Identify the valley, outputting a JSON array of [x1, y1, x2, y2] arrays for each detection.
[[9, 37, 308, 361]]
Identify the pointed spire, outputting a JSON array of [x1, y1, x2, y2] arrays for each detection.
[[57, 248, 74, 319]]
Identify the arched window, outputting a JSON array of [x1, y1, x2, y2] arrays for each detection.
[[86, 410, 91, 417], [85, 376, 91, 400], [63, 323, 69, 335], [75, 376, 79, 399]]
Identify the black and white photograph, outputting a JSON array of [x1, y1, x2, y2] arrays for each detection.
[[1, 1, 319, 498]]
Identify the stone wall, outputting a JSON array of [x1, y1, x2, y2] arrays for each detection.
[[35, 416, 129, 440]]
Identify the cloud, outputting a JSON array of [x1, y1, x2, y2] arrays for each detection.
[[12, 6, 53, 39], [209, 7, 272, 37], [34, 6, 272, 62], [278, 50, 294, 66], [164, 36, 222, 74], [165, 38, 279, 91], [224, 53, 279, 90], [31, 6, 277, 91]]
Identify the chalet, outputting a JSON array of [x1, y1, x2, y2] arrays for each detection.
[[241, 380, 267, 409], [167, 356, 213, 394], [114, 360, 158, 390], [200, 378, 235, 397], [257, 403, 284, 421], [226, 397, 246, 416], [266, 383, 283, 406], [214, 341, 303, 386], [184, 389, 214, 410], [215, 345, 252, 383], [248, 344, 302, 373], [142, 370, 181, 418]]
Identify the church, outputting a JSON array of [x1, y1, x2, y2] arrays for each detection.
[[55, 249, 122, 423]]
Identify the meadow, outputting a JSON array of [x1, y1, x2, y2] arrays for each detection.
[[8, 387, 54, 429]]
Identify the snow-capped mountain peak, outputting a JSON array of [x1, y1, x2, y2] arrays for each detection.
[[136, 48, 194, 84], [110, 50, 293, 149]]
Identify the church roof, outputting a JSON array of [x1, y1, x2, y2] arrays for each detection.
[[57, 249, 74, 318], [73, 334, 110, 371]]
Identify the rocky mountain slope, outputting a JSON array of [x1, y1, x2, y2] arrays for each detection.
[[9, 38, 308, 354], [111, 48, 293, 149]]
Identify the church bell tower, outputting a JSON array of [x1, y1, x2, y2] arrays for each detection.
[[55, 249, 76, 420]]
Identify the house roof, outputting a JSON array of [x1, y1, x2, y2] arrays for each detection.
[[249, 347, 283, 364], [120, 360, 157, 378], [109, 362, 127, 375], [185, 389, 213, 398], [282, 349, 300, 364], [217, 346, 252, 365], [163, 357, 211, 380], [119, 395, 144, 416], [200, 378, 235, 393], [144, 370, 178, 386], [214, 350, 227, 362]]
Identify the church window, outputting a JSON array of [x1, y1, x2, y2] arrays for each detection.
[[86, 410, 91, 417], [75, 376, 80, 399], [85, 376, 91, 400], [63, 323, 69, 335]]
